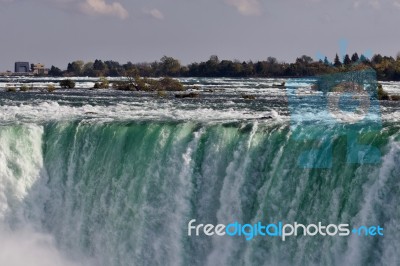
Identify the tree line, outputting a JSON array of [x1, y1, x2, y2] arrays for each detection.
[[48, 53, 400, 81]]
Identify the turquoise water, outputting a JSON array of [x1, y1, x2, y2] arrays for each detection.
[[0, 78, 399, 266]]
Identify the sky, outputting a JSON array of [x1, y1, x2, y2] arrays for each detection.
[[0, 0, 400, 71]]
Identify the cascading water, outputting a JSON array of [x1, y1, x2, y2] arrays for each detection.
[[0, 77, 399, 266], [0, 120, 399, 266]]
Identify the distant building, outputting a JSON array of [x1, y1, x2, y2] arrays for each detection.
[[31, 63, 49, 75], [0, 71, 13, 76], [15, 62, 30, 73]]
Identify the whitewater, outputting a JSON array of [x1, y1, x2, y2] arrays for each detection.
[[0, 77, 399, 266]]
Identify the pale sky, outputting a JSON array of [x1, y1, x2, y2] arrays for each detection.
[[0, 0, 400, 71]]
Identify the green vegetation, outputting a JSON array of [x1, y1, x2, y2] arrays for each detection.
[[334, 54, 342, 67], [60, 79, 76, 89], [377, 84, 389, 100], [159, 77, 184, 91], [377, 83, 400, 101], [48, 66, 63, 76], [10, 53, 400, 101], [20, 85, 29, 92], [47, 84, 56, 92], [43, 53, 396, 81], [113, 74, 185, 92], [6, 86, 16, 92], [45, 52, 400, 81], [93, 77, 110, 89]]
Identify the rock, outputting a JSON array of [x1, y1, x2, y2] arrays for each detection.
[[175, 92, 200, 98], [241, 94, 256, 100]]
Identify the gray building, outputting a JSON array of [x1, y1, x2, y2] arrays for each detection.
[[15, 62, 30, 73]]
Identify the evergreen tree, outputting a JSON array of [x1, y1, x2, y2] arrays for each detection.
[[49, 66, 63, 76], [351, 53, 359, 63], [343, 54, 352, 66], [323, 56, 330, 65], [359, 54, 368, 62], [93, 59, 106, 71], [334, 54, 342, 67]]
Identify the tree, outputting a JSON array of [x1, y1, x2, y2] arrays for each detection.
[[296, 55, 313, 65], [92, 59, 108, 76], [372, 54, 383, 64], [323, 57, 330, 65], [187, 62, 200, 76], [218, 60, 235, 76], [241, 61, 255, 76], [351, 53, 359, 63], [266, 57, 280, 76], [205, 55, 220, 76], [83, 62, 95, 76], [255, 61, 267, 76], [209, 55, 219, 64], [67, 60, 84, 76], [359, 54, 368, 63], [334, 54, 342, 67], [267, 57, 277, 65], [60, 79, 76, 89], [123, 61, 134, 71], [93, 59, 106, 71], [105, 60, 123, 76], [160, 56, 181, 76], [227, 60, 243, 76], [48, 66, 63, 76], [343, 54, 352, 66]]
